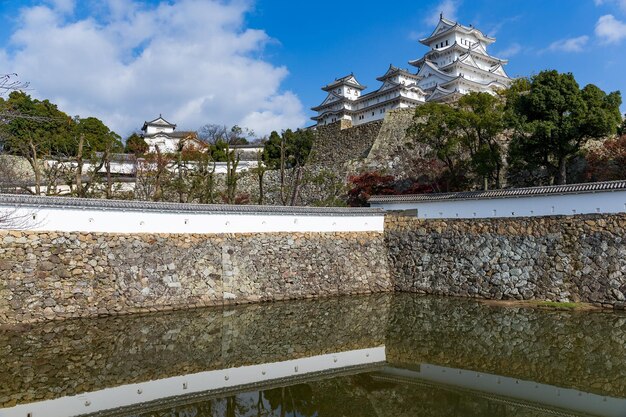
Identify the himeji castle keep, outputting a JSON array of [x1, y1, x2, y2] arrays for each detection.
[[312, 15, 512, 126]]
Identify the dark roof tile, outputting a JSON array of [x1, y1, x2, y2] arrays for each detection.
[[0, 194, 384, 216], [369, 180, 626, 203]]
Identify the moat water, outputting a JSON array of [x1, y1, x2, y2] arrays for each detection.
[[1, 293, 626, 417]]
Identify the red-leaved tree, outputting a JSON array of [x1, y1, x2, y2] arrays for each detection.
[[585, 135, 626, 182], [347, 172, 396, 207]]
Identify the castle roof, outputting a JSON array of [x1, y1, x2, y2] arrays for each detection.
[[439, 59, 511, 84], [425, 85, 461, 102], [142, 114, 176, 131], [415, 60, 457, 81], [311, 92, 348, 111], [142, 130, 198, 139], [369, 180, 626, 204], [322, 74, 366, 91], [311, 95, 424, 121], [376, 64, 419, 82], [437, 75, 506, 92], [409, 42, 508, 69], [420, 15, 495, 47]]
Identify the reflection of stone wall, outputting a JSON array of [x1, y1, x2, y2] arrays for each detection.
[[4, 292, 626, 410], [386, 294, 626, 398], [0, 295, 391, 408], [386, 214, 626, 308], [221, 294, 390, 368], [0, 230, 391, 324]]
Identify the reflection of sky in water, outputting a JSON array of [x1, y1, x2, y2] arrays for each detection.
[[1, 293, 626, 417]]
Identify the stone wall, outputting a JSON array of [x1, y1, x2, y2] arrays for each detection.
[[308, 120, 384, 168], [385, 213, 626, 308], [0, 230, 391, 324], [4, 209, 626, 325], [234, 109, 424, 206], [236, 164, 348, 207], [359, 108, 427, 177]]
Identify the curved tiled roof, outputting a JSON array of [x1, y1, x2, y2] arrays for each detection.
[[368, 180, 626, 203], [0, 194, 384, 216]]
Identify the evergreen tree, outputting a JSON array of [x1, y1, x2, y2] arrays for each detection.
[[507, 70, 622, 185]]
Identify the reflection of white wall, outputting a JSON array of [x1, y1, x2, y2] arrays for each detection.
[[370, 191, 626, 219], [380, 365, 626, 417], [1, 347, 385, 417], [0, 198, 384, 234]]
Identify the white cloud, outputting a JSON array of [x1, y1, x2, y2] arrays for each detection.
[[46, 0, 75, 14], [595, 0, 626, 12], [595, 14, 626, 43], [546, 35, 589, 52], [425, 0, 461, 26], [496, 43, 522, 58], [1, 0, 306, 137]]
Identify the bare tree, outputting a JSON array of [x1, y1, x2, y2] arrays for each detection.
[[0, 154, 30, 193], [252, 145, 267, 205], [0, 207, 39, 230], [134, 146, 172, 201], [0, 73, 28, 96], [223, 137, 241, 204]]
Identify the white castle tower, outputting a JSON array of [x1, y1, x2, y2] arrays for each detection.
[[312, 14, 511, 126]]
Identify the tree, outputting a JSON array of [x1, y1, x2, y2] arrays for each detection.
[[507, 70, 622, 185], [0, 207, 37, 230], [263, 129, 313, 170], [456, 92, 507, 190], [585, 135, 626, 182], [72, 116, 122, 198], [305, 168, 348, 207], [0, 73, 28, 97], [406, 102, 468, 191], [262, 129, 314, 205], [347, 172, 396, 207], [263, 130, 282, 170], [223, 125, 246, 204], [196, 123, 257, 204], [124, 133, 148, 155], [251, 145, 267, 205], [0, 91, 74, 194], [134, 147, 173, 201]]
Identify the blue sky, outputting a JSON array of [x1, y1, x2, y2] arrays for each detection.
[[0, 0, 625, 136], [246, 0, 626, 118]]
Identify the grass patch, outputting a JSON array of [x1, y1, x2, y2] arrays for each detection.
[[479, 299, 601, 311], [535, 301, 580, 310]]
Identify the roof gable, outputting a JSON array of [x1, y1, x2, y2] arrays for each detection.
[[490, 63, 509, 77], [322, 74, 366, 91], [458, 53, 480, 68], [470, 42, 488, 55], [416, 61, 455, 81], [321, 92, 342, 105], [426, 85, 455, 101], [428, 16, 456, 39], [420, 16, 496, 46], [142, 115, 176, 131], [379, 80, 398, 91]]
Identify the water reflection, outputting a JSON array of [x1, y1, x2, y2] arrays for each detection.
[[1, 293, 626, 417], [96, 371, 601, 417]]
